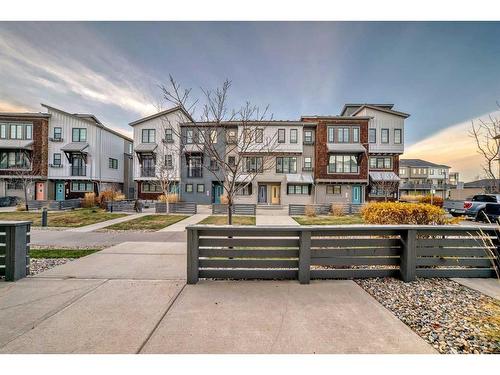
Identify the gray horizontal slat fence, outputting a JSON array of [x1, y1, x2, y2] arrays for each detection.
[[155, 202, 197, 214], [212, 204, 256, 216], [186, 225, 500, 284], [27, 199, 81, 211], [107, 200, 137, 212], [0, 222, 31, 281], [288, 204, 363, 216]]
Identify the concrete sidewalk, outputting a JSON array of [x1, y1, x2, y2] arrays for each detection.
[[66, 213, 149, 233], [256, 215, 299, 226], [157, 214, 209, 232], [452, 278, 500, 300]]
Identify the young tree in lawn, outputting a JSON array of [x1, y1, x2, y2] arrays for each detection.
[[371, 178, 400, 202], [159, 76, 278, 224], [470, 107, 500, 193], [12, 151, 42, 211]]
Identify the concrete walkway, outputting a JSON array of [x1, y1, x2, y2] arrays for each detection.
[[0, 240, 434, 354], [65, 213, 149, 233], [256, 215, 299, 226], [452, 278, 500, 300], [157, 214, 209, 232]]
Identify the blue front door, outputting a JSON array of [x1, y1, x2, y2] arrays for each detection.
[[352, 185, 362, 204], [55, 181, 65, 201], [212, 183, 223, 204]]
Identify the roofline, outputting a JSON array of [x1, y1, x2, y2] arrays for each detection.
[[300, 115, 372, 120], [41, 103, 132, 142], [0, 112, 51, 118], [129, 106, 194, 126], [399, 159, 450, 168], [340, 103, 394, 116], [179, 120, 317, 127], [351, 105, 410, 118]]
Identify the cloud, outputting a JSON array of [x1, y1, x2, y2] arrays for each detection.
[[0, 99, 33, 113], [403, 110, 500, 182]]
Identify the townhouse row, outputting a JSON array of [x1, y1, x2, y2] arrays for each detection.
[[131, 103, 409, 206], [0, 105, 133, 201]]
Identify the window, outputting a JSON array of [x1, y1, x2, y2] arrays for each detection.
[[381, 129, 389, 143], [53, 153, 61, 166], [185, 184, 193, 193], [328, 155, 359, 173], [186, 155, 203, 177], [353, 127, 359, 143], [304, 130, 313, 143], [165, 154, 173, 169], [186, 129, 194, 144], [7, 180, 23, 190], [290, 129, 298, 144], [384, 157, 391, 169], [326, 185, 342, 195], [165, 128, 173, 143], [327, 127, 335, 143], [54, 127, 62, 140], [256, 129, 263, 143], [369, 157, 377, 169], [287, 184, 309, 195], [108, 158, 118, 169], [276, 157, 297, 173], [71, 182, 93, 192], [25, 124, 32, 140], [209, 130, 217, 144], [228, 156, 236, 167], [227, 129, 237, 143], [236, 183, 252, 196], [10, 124, 22, 140], [209, 157, 219, 170], [196, 184, 205, 193], [142, 183, 162, 193], [245, 156, 263, 173], [369, 157, 392, 170], [72, 128, 87, 142], [278, 129, 285, 143], [430, 169, 434, 175], [337, 128, 350, 143], [0, 123, 6, 139], [128, 143, 133, 154], [399, 168, 406, 175], [0, 151, 30, 169], [369, 128, 376, 143], [394, 129, 402, 144], [141, 129, 155, 143], [303, 157, 312, 170], [412, 168, 418, 174]]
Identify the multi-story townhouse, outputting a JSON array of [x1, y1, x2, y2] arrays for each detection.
[[129, 107, 191, 200], [399, 159, 451, 199], [0, 112, 50, 199], [43, 104, 133, 200], [340, 104, 409, 201]]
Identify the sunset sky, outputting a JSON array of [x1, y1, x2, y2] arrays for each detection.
[[1, 22, 499, 181]]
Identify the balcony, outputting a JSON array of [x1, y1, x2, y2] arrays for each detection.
[[399, 182, 448, 190], [71, 166, 86, 176], [187, 167, 203, 178], [141, 167, 155, 177]]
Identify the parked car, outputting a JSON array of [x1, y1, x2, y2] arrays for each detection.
[[463, 194, 500, 221], [0, 196, 21, 207], [483, 203, 500, 224]]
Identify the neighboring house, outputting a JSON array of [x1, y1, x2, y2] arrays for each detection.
[[399, 159, 451, 199], [129, 107, 191, 200], [0, 112, 50, 200], [44, 104, 133, 200], [449, 178, 498, 200]]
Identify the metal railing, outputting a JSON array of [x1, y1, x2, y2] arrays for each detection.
[[141, 167, 155, 177], [71, 166, 86, 176]]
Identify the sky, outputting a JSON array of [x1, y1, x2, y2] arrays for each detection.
[[0, 21, 499, 181]]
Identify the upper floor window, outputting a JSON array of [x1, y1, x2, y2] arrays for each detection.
[[303, 157, 312, 170], [276, 157, 297, 173], [228, 156, 236, 167], [327, 127, 335, 143], [209, 157, 219, 171], [337, 128, 350, 143], [369, 156, 392, 170], [165, 128, 173, 143], [369, 128, 376, 143], [53, 153, 61, 166], [245, 156, 263, 173], [10, 124, 23, 140], [0, 124, 6, 139], [328, 155, 359, 174], [399, 168, 406, 175], [186, 129, 194, 144], [72, 128, 87, 142], [0, 151, 30, 169], [394, 129, 402, 144], [165, 154, 173, 169], [108, 158, 118, 169], [352, 127, 359, 143], [0, 122, 32, 140], [141, 129, 155, 143], [290, 129, 298, 144], [209, 129, 217, 144], [381, 129, 389, 143], [278, 129, 285, 143], [227, 129, 237, 144], [54, 127, 62, 140], [256, 129, 263, 143], [304, 130, 313, 143], [430, 169, 434, 175]]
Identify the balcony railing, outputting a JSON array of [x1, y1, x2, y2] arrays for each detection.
[[141, 167, 155, 177], [187, 167, 203, 178], [399, 182, 449, 190], [71, 166, 86, 176]]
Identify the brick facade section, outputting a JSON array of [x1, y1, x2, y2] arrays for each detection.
[[0, 115, 49, 178], [302, 117, 369, 181]]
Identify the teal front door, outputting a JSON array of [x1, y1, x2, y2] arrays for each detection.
[[212, 183, 223, 204], [55, 182, 65, 201], [352, 185, 362, 204]]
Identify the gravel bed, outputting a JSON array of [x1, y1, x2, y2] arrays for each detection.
[[29, 258, 75, 275], [356, 277, 500, 354]]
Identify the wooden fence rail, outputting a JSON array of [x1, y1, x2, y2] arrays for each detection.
[[186, 225, 499, 284], [0, 221, 31, 281]]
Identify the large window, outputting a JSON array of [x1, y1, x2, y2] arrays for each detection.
[[369, 128, 376, 143], [394, 129, 402, 144], [369, 156, 392, 170], [108, 158, 118, 169], [287, 185, 309, 195], [142, 129, 155, 143], [304, 130, 313, 143], [142, 183, 162, 193], [327, 127, 335, 143], [6, 180, 23, 190], [337, 128, 350, 143], [186, 155, 203, 177], [0, 122, 33, 140], [328, 155, 359, 174], [290, 129, 298, 144], [245, 156, 263, 173], [0, 151, 30, 169], [186, 129, 194, 144], [381, 128, 389, 143], [71, 182, 93, 192], [276, 157, 297, 173], [278, 129, 285, 143], [326, 185, 342, 195], [10, 124, 23, 140], [72, 128, 87, 142], [165, 128, 173, 143]]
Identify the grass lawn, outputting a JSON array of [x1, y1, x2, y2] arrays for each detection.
[[0, 208, 127, 227], [30, 248, 100, 259], [199, 215, 256, 225], [293, 215, 365, 225], [105, 214, 189, 230]]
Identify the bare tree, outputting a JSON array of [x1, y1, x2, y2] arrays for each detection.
[[159, 76, 278, 224], [469, 106, 500, 192], [370, 179, 400, 202], [12, 151, 42, 211]]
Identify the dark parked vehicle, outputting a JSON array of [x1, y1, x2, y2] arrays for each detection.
[[0, 196, 21, 207], [482, 203, 500, 223], [464, 194, 500, 221]]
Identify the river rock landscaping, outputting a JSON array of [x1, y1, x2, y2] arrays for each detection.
[[29, 258, 75, 275], [356, 277, 500, 354]]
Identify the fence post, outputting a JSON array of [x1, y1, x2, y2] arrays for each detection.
[[298, 230, 311, 284], [4, 223, 29, 281], [400, 229, 417, 282], [186, 227, 199, 284]]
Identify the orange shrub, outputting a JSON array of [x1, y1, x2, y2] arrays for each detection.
[[305, 205, 316, 217], [330, 203, 345, 216], [417, 195, 444, 207], [361, 201, 452, 225], [158, 193, 179, 203], [97, 189, 125, 209], [82, 192, 97, 208]]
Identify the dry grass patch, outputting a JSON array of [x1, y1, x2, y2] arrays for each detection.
[[105, 214, 189, 231], [293, 215, 364, 225], [199, 215, 256, 225]]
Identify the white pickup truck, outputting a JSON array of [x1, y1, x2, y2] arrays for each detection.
[[444, 194, 500, 221]]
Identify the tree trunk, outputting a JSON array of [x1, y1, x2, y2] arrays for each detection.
[[24, 184, 29, 211], [227, 197, 233, 225]]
